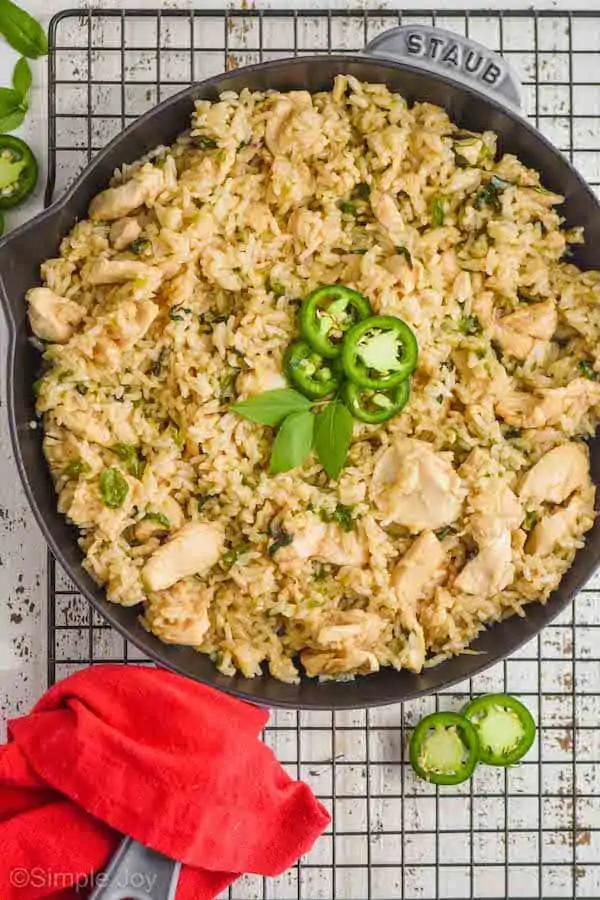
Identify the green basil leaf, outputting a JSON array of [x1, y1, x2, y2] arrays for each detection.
[[0, 0, 48, 58], [0, 105, 26, 133], [13, 57, 31, 100], [313, 401, 353, 481], [0, 86, 22, 116], [231, 388, 311, 427], [99, 467, 129, 509], [270, 410, 314, 475]]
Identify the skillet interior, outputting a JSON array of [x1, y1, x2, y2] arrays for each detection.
[[1, 55, 600, 708]]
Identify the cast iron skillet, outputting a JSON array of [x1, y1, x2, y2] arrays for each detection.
[[1, 26, 599, 712]]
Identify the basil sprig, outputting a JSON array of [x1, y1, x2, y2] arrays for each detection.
[[0, 0, 48, 58], [232, 388, 354, 478], [0, 57, 32, 132]]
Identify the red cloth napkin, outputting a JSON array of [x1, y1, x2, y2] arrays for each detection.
[[0, 665, 330, 899]]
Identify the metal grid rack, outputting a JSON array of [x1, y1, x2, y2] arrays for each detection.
[[46, 9, 600, 899]]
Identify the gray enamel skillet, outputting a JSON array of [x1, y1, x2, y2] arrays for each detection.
[[3, 23, 600, 900], [1, 25, 599, 722]]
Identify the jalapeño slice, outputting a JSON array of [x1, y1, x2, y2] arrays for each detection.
[[462, 694, 536, 766], [409, 711, 480, 786]]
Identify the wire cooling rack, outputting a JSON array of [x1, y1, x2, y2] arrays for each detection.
[[46, 9, 600, 899]]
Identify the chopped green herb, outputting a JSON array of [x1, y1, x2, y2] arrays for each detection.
[[523, 510, 538, 532], [169, 306, 192, 322], [353, 182, 370, 200], [430, 195, 446, 226], [170, 426, 185, 450], [129, 238, 151, 255], [197, 493, 217, 511], [458, 314, 482, 336], [219, 368, 238, 403], [142, 511, 171, 530], [313, 563, 327, 581], [193, 135, 218, 150], [395, 245, 413, 268], [319, 503, 355, 533], [435, 525, 455, 541], [268, 523, 294, 556], [151, 349, 167, 377], [268, 279, 287, 297], [474, 174, 512, 211], [339, 200, 358, 215], [75, 383, 89, 396], [579, 359, 600, 381]]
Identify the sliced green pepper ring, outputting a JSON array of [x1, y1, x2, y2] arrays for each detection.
[[0, 135, 39, 210], [462, 694, 536, 766], [300, 285, 372, 359], [409, 711, 480, 786], [284, 340, 340, 400], [343, 379, 409, 424], [342, 315, 418, 390]]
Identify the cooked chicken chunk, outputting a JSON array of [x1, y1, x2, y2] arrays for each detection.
[[527, 499, 579, 557], [143, 579, 212, 645], [89, 165, 164, 221], [264, 92, 323, 158], [496, 378, 600, 430], [301, 609, 384, 678], [519, 442, 590, 507], [470, 481, 523, 544], [84, 258, 161, 286], [142, 521, 224, 592], [371, 438, 466, 531], [236, 359, 287, 397], [495, 300, 557, 360], [315, 609, 384, 649], [27, 287, 84, 343], [392, 530, 447, 607], [301, 647, 379, 678], [277, 514, 368, 568], [454, 530, 514, 596], [454, 478, 522, 598], [109, 217, 142, 251], [453, 349, 510, 403], [111, 299, 158, 350], [370, 190, 406, 243]]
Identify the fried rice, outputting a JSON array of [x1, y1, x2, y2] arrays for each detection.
[[29, 75, 600, 683]]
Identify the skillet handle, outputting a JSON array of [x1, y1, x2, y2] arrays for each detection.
[[364, 25, 522, 111], [89, 837, 181, 900]]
